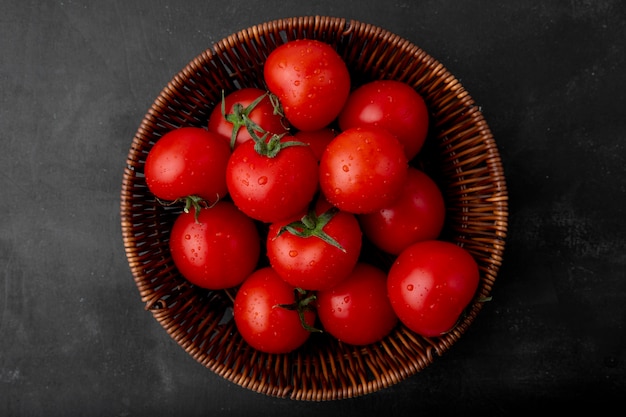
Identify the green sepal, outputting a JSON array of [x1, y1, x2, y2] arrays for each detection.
[[276, 288, 322, 333], [274, 207, 346, 252]]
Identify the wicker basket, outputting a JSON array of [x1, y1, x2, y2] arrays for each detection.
[[120, 16, 508, 401]]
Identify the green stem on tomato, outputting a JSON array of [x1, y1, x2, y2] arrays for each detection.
[[273, 207, 346, 252], [221, 89, 268, 150], [275, 288, 322, 333], [154, 194, 219, 223]]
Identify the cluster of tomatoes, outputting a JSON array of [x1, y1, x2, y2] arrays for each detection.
[[143, 39, 480, 354]]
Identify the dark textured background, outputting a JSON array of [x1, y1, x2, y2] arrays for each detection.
[[1, 1, 624, 415]]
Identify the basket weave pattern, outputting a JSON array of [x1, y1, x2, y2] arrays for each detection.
[[120, 16, 508, 401]]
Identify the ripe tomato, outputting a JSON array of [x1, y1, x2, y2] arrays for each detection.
[[338, 80, 429, 160], [264, 39, 350, 131], [319, 126, 408, 214], [293, 128, 337, 161], [226, 135, 319, 223], [233, 267, 317, 354], [169, 202, 260, 290], [207, 87, 288, 149], [359, 167, 446, 255], [316, 263, 398, 346], [144, 127, 231, 204], [387, 240, 480, 338], [266, 199, 362, 291]]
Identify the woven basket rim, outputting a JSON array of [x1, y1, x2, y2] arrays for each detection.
[[120, 15, 508, 401]]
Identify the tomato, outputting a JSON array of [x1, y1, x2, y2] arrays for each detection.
[[233, 267, 317, 354], [294, 128, 337, 161], [207, 87, 288, 149], [387, 240, 480, 338], [169, 202, 260, 290], [144, 127, 231, 204], [319, 126, 408, 214], [316, 263, 398, 345], [226, 134, 319, 223], [359, 167, 446, 255], [264, 39, 351, 131], [338, 80, 429, 160], [266, 198, 362, 291]]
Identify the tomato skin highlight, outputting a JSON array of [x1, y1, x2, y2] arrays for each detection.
[[144, 127, 231, 202], [316, 263, 398, 346], [264, 39, 351, 131], [387, 240, 480, 338], [319, 126, 408, 214], [225, 137, 319, 223], [338, 80, 430, 160], [359, 167, 446, 255], [266, 201, 362, 291], [233, 267, 316, 354], [169, 202, 260, 290]]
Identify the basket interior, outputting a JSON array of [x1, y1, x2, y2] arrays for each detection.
[[120, 16, 508, 401]]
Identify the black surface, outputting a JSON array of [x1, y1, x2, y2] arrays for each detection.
[[2, 1, 625, 415]]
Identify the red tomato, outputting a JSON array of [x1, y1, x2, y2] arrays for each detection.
[[233, 267, 317, 354], [169, 202, 260, 290], [294, 128, 337, 161], [264, 39, 350, 131], [266, 200, 362, 291], [316, 263, 398, 345], [208, 87, 288, 149], [144, 127, 231, 203], [387, 240, 480, 338], [319, 126, 408, 214], [359, 167, 446, 255], [338, 80, 429, 160], [226, 135, 319, 223]]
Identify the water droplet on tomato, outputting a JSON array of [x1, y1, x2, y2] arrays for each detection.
[[334, 187, 342, 195], [343, 296, 350, 303], [406, 284, 414, 291], [184, 234, 191, 240], [289, 250, 298, 257], [342, 165, 349, 172], [258, 176, 268, 185]]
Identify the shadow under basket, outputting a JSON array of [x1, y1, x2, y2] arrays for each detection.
[[120, 16, 508, 401]]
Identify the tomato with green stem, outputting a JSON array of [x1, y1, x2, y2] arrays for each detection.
[[266, 198, 362, 291], [226, 132, 319, 223], [233, 267, 318, 354]]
